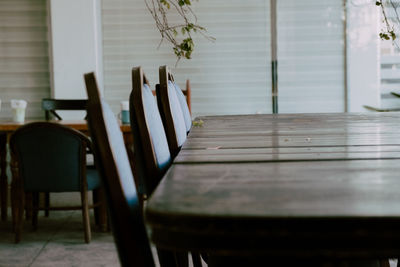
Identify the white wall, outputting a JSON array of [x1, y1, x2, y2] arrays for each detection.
[[346, 1, 380, 112], [48, 0, 103, 118]]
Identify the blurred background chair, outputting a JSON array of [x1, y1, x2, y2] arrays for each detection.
[[10, 122, 106, 243], [41, 98, 93, 217], [42, 98, 88, 120], [156, 65, 188, 158]]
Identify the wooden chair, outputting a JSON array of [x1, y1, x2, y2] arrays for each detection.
[[158, 66, 192, 135], [151, 78, 192, 114], [85, 72, 172, 267], [129, 66, 172, 198], [10, 122, 106, 243], [156, 65, 188, 158], [42, 98, 88, 120], [130, 67, 201, 267]]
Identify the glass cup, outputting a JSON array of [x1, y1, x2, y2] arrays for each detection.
[[119, 101, 130, 124]]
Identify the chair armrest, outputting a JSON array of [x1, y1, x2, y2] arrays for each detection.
[[68, 128, 94, 154]]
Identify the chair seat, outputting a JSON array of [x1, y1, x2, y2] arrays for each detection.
[[87, 166, 101, 191]]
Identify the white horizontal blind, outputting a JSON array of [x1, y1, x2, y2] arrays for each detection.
[[379, 0, 400, 109], [102, 0, 271, 117], [0, 0, 50, 119], [277, 0, 345, 113]]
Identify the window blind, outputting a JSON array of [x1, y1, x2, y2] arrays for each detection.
[[379, 0, 400, 109], [0, 0, 50, 119], [277, 0, 346, 113], [101, 0, 271, 117]]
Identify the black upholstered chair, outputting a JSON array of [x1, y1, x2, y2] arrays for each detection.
[[41, 98, 90, 216], [84, 72, 156, 267], [10, 122, 106, 243]]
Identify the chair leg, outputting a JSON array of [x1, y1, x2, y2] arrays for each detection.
[[32, 192, 39, 230], [44, 192, 50, 217], [10, 151, 24, 241], [175, 252, 189, 267], [380, 259, 390, 267], [0, 133, 7, 222], [157, 248, 187, 267], [25, 192, 32, 220], [93, 188, 99, 226], [14, 190, 25, 243], [95, 188, 107, 232], [81, 189, 91, 243], [11, 180, 17, 233], [191, 252, 202, 267]]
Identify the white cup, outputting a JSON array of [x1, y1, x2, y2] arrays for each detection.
[[10, 99, 27, 123]]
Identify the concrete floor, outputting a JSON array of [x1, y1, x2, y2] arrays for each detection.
[[0, 192, 194, 267], [0, 192, 119, 267], [0, 209, 119, 267]]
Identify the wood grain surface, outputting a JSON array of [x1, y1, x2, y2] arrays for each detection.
[[146, 113, 400, 258]]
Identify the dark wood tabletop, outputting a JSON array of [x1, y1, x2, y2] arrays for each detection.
[[145, 113, 400, 259]]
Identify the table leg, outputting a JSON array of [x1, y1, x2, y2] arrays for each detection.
[[10, 151, 19, 233], [0, 133, 7, 221]]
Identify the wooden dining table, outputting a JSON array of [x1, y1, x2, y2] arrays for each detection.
[[0, 120, 132, 221], [145, 112, 400, 260]]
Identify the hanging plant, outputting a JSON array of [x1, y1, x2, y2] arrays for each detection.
[[376, 0, 400, 43], [144, 0, 215, 62]]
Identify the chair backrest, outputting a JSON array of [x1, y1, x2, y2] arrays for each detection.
[[157, 65, 187, 158], [10, 122, 89, 192], [151, 76, 192, 114], [130, 66, 171, 196], [42, 98, 88, 120], [84, 72, 155, 267], [167, 71, 192, 134]]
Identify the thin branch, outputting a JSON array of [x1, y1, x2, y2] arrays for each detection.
[[144, 0, 215, 62]]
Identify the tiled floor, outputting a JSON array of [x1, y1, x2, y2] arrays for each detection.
[[0, 192, 119, 267]]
